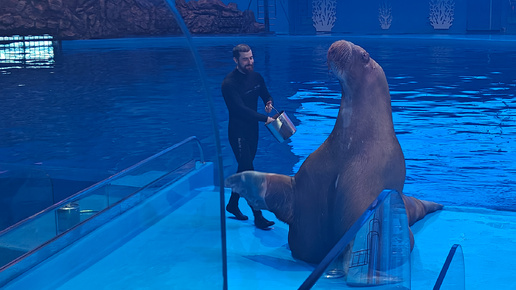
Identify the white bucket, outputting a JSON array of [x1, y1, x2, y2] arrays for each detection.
[[265, 108, 297, 142]]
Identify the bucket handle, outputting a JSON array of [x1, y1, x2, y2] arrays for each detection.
[[269, 105, 280, 115]]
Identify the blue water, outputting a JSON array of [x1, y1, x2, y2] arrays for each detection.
[[1, 35, 515, 211]]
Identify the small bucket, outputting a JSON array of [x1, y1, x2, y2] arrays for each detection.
[[265, 107, 297, 142], [57, 202, 80, 233]]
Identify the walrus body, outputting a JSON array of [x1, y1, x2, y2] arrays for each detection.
[[225, 40, 442, 264]]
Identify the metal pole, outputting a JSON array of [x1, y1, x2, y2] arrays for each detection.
[[489, 0, 493, 30], [264, 0, 270, 32], [162, 2, 228, 289]]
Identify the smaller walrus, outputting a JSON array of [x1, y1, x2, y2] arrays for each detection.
[[225, 40, 443, 264]]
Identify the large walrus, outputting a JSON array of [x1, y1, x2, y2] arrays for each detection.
[[225, 40, 443, 264]]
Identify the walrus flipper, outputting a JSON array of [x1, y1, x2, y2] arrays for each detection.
[[225, 171, 295, 224], [401, 195, 444, 226]]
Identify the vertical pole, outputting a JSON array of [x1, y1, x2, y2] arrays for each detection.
[[264, 0, 270, 32], [163, 2, 228, 290], [489, 0, 493, 30]]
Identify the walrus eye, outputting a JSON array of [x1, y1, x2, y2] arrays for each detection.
[[362, 51, 370, 63]]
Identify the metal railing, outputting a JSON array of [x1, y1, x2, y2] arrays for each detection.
[[0, 136, 205, 286], [433, 244, 465, 290]]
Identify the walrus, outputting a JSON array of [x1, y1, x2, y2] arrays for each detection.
[[225, 40, 443, 264]]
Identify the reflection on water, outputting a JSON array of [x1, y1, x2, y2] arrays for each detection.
[[0, 36, 515, 211]]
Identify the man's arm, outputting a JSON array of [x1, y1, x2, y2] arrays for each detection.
[[258, 74, 274, 115], [222, 82, 269, 123]]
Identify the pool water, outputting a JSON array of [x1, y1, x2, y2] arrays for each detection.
[[1, 35, 515, 211]]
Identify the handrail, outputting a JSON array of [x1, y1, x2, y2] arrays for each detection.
[[0, 136, 204, 236], [433, 244, 465, 289], [298, 189, 396, 290]]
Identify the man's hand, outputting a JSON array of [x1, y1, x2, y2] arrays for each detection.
[[265, 101, 273, 113], [266, 116, 275, 124]]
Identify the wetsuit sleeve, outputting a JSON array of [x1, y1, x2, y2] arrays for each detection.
[[222, 82, 269, 123], [258, 74, 273, 107]]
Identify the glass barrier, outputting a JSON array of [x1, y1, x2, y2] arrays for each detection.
[[433, 244, 465, 290], [0, 136, 204, 285], [300, 189, 411, 289], [0, 164, 54, 232], [0, 0, 231, 288], [1, 2, 227, 289]]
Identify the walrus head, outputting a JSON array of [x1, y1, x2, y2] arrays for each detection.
[[327, 40, 378, 89], [326, 40, 390, 129], [327, 40, 354, 74]]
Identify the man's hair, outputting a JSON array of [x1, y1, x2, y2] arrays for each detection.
[[233, 44, 251, 59]]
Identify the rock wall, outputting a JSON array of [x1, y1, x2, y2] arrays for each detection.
[[0, 0, 264, 40], [177, 0, 264, 34]]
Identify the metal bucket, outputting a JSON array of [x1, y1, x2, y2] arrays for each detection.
[[57, 202, 80, 233], [265, 108, 297, 142]]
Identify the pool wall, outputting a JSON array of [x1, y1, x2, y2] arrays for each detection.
[[1, 0, 514, 42], [220, 0, 512, 34]]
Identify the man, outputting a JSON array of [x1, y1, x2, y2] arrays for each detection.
[[221, 44, 275, 230]]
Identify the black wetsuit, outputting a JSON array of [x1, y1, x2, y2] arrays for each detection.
[[222, 68, 273, 173]]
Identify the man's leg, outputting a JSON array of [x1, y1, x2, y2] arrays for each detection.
[[252, 208, 275, 229], [227, 136, 274, 228], [226, 191, 248, 220], [227, 136, 250, 220], [240, 136, 275, 229]]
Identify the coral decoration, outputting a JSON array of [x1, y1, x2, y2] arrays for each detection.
[[378, 1, 392, 30], [429, 0, 455, 29], [312, 0, 337, 32]]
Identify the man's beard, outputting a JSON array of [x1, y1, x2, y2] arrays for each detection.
[[239, 63, 254, 74]]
